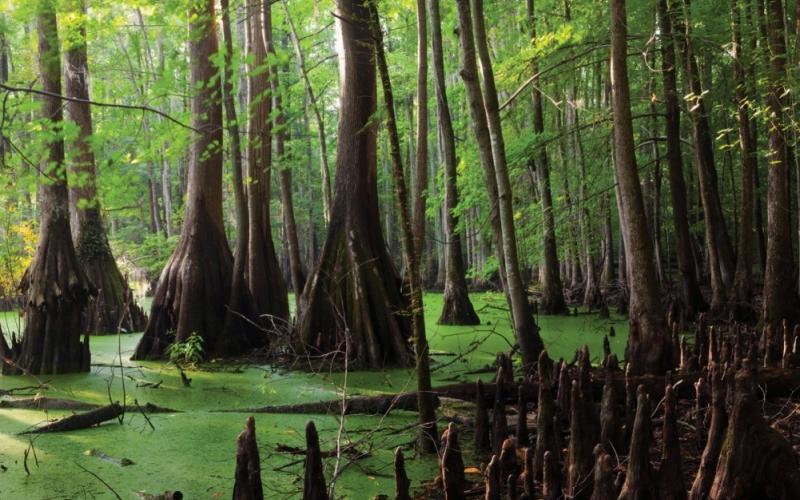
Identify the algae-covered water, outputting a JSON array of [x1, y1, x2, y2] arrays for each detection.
[[0, 292, 628, 499]]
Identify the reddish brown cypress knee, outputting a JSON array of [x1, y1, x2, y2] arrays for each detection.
[[499, 437, 518, 482], [233, 417, 264, 500], [485, 454, 501, 500], [617, 386, 656, 500], [589, 444, 616, 500], [441, 423, 466, 500], [542, 450, 561, 500], [689, 365, 725, 500], [521, 447, 534, 498]]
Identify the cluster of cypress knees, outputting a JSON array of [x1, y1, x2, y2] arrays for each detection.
[[232, 318, 800, 499]]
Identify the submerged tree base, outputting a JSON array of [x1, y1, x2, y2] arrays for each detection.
[[2, 217, 93, 375], [297, 224, 412, 368], [80, 249, 147, 335], [132, 208, 262, 361], [438, 283, 480, 326]]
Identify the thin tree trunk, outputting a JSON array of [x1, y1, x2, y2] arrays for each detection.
[[412, 0, 428, 266], [600, 192, 615, 288], [657, 0, 706, 317], [527, 0, 568, 315], [430, 0, 479, 325], [728, 0, 757, 319], [370, 2, 438, 453], [456, 0, 544, 368], [610, 0, 670, 374], [269, 32, 305, 307], [675, 0, 736, 306], [219, 0, 251, 340]]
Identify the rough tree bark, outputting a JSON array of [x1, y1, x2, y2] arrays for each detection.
[[527, 0, 568, 315], [370, 3, 438, 452], [63, 0, 146, 335], [1, 0, 93, 375], [133, 0, 262, 360], [245, 0, 289, 324], [456, 0, 544, 368], [610, 0, 670, 375], [761, 0, 799, 326], [430, 0, 479, 326], [296, 0, 412, 368], [657, 0, 706, 318]]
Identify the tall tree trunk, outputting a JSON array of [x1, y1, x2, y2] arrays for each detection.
[[270, 32, 305, 307], [762, 0, 799, 325], [657, 0, 706, 317], [412, 0, 428, 267], [63, 0, 146, 335], [245, 0, 289, 324], [282, 0, 333, 225], [430, 0, 479, 325], [370, 2, 438, 453], [610, 0, 670, 374], [675, 0, 736, 308], [527, 0, 568, 315], [161, 156, 173, 237], [727, 0, 757, 319], [296, 0, 412, 368], [133, 0, 261, 360], [0, 18, 7, 165], [600, 192, 615, 288], [1, 0, 93, 375], [219, 0, 252, 339], [457, 0, 544, 368]]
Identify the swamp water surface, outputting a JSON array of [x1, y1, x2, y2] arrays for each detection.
[[0, 292, 627, 499]]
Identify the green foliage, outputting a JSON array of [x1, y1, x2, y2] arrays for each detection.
[[112, 233, 179, 281], [167, 332, 204, 366]]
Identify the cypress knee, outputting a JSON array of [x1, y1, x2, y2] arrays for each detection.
[[233, 417, 264, 500]]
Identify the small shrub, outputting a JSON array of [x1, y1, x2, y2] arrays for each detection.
[[167, 333, 204, 366]]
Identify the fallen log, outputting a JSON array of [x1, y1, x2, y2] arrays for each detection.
[[222, 392, 438, 415], [21, 402, 123, 434], [1, 397, 98, 411], [0, 397, 177, 414], [430, 367, 800, 404], [217, 367, 800, 417]]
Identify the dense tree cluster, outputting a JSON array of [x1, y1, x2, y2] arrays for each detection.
[[1, 0, 800, 455]]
